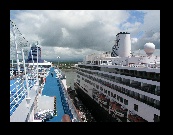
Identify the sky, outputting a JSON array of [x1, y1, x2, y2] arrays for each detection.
[[10, 10, 160, 61]]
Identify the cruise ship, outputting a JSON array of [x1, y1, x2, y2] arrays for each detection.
[[74, 32, 160, 122], [10, 20, 82, 122]]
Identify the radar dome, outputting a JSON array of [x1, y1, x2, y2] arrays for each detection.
[[144, 42, 155, 56]]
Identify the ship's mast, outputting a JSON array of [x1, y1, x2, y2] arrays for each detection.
[[11, 22, 20, 76], [10, 20, 31, 108], [37, 41, 39, 85]]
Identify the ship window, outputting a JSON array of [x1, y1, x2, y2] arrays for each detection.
[[154, 114, 160, 122], [108, 91, 110, 96], [120, 97, 123, 103], [112, 84, 114, 89], [104, 89, 107, 94], [117, 95, 120, 101], [111, 92, 114, 97], [113, 94, 116, 98], [156, 86, 160, 96], [124, 99, 128, 105], [134, 104, 138, 112], [122, 87, 125, 93]]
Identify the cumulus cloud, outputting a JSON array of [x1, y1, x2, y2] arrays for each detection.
[[41, 47, 104, 61], [131, 38, 138, 44], [10, 10, 160, 60], [130, 10, 160, 51]]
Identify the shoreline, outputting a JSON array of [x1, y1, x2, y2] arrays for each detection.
[[61, 68, 76, 72]]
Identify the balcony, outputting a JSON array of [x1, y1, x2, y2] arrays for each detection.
[[128, 111, 147, 122]]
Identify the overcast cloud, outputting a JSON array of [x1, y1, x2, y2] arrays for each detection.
[[10, 10, 160, 60]]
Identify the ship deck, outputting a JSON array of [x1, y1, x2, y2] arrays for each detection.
[[10, 67, 73, 122], [42, 67, 73, 122]]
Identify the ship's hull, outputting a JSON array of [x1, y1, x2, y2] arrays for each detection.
[[74, 83, 127, 122]]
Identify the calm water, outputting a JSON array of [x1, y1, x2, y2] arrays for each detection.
[[61, 69, 96, 122], [61, 69, 76, 90]]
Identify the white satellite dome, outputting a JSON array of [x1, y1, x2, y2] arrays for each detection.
[[144, 42, 155, 55]]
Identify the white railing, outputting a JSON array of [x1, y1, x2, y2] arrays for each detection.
[[10, 77, 37, 116], [10, 61, 38, 116], [10, 20, 37, 117]]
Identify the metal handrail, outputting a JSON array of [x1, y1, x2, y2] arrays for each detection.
[[59, 79, 82, 122]]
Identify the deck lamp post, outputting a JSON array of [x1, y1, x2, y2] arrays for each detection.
[[57, 56, 60, 67]]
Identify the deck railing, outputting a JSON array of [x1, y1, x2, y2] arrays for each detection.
[[10, 66, 38, 116], [59, 78, 82, 122]]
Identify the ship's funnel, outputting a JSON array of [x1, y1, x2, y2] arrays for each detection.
[[111, 32, 131, 57]]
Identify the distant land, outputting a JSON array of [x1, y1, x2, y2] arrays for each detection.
[[48, 58, 83, 63], [10, 58, 83, 63], [10, 49, 160, 63]]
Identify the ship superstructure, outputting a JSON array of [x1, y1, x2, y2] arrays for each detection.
[[74, 32, 160, 122], [10, 20, 82, 122]]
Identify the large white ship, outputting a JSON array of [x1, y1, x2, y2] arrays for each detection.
[[74, 32, 160, 122]]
